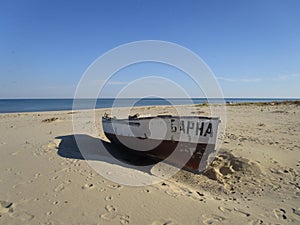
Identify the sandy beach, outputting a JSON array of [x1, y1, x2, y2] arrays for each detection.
[[0, 102, 299, 225]]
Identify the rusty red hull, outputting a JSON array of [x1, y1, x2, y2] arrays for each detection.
[[104, 132, 216, 173]]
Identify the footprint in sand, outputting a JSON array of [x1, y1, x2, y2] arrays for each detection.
[[47, 139, 61, 149], [107, 184, 123, 189], [53, 180, 71, 192], [164, 190, 179, 198], [100, 212, 117, 220], [100, 205, 118, 220], [50, 175, 59, 181], [233, 207, 250, 217], [46, 211, 53, 216], [12, 211, 35, 222], [248, 219, 264, 225], [150, 219, 178, 225], [0, 200, 13, 213], [10, 151, 19, 156], [52, 200, 60, 205], [218, 206, 250, 217], [104, 195, 113, 201], [54, 183, 65, 192], [5, 168, 12, 172], [218, 206, 232, 213], [273, 208, 287, 220], [202, 214, 226, 224], [105, 204, 117, 213], [81, 183, 95, 190], [100, 205, 130, 224], [98, 187, 106, 192], [120, 215, 130, 225], [141, 189, 151, 193]]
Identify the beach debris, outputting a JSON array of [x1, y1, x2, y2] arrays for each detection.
[[0, 200, 13, 213], [258, 123, 265, 127], [292, 208, 300, 216], [128, 113, 139, 120], [42, 117, 59, 123]]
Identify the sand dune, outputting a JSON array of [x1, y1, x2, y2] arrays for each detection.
[[0, 103, 299, 224]]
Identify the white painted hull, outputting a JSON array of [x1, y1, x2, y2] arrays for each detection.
[[102, 115, 220, 173]]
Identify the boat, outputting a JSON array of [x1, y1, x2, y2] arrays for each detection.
[[102, 113, 221, 173]]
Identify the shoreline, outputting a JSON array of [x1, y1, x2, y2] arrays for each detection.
[[0, 98, 299, 114], [0, 99, 299, 115]]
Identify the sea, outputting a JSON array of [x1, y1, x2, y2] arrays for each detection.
[[0, 98, 299, 113]]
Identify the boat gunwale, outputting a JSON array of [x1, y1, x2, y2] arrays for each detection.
[[102, 115, 220, 122]]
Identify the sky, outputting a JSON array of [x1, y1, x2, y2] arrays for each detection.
[[1, 0, 299, 98]]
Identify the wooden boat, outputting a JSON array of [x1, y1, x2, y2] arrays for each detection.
[[102, 114, 220, 173]]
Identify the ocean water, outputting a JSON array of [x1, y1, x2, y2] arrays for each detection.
[[0, 98, 298, 113]]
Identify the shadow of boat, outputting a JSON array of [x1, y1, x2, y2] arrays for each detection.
[[55, 134, 158, 167]]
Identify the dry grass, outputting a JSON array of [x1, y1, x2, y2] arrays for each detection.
[[196, 100, 300, 107], [227, 100, 300, 106]]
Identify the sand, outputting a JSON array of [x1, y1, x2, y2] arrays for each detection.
[[0, 103, 299, 224]]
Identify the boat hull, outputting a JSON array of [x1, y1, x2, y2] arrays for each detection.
[[104, 132, 216, 173], [102, 115, 220, 173]]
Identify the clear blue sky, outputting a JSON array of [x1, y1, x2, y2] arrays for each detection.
[[1, 0, 299, 98]]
